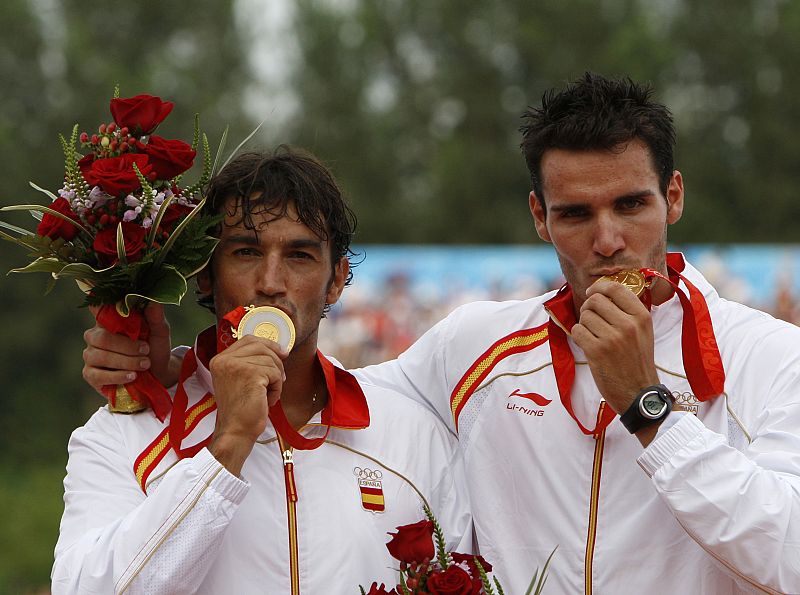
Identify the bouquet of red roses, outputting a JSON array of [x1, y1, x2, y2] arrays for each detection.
[[361, 506, 554, 595], [0, 90, 222, 419]]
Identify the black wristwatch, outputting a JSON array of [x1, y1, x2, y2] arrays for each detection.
[[619, 384, 674, 434]]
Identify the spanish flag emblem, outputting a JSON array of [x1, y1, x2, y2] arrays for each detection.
[[354, 467, 385, 513]]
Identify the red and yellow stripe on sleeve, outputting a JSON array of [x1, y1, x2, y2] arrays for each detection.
[[449, 324, 549, 431], [133, 395, 216, 492]]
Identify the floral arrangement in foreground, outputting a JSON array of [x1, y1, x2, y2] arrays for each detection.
[[0, 90, 224, 419], [361, 505, 555, 594]]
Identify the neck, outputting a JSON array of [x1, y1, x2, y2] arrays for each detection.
[[280, 340, 328, 429]]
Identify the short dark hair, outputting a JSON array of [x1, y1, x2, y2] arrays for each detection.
[[197, 146, 357, 313], [520, 72, 676, 209]]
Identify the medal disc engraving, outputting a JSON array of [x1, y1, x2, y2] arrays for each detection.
[[599, 270, 650, 296], [236, 306, 296, 352]]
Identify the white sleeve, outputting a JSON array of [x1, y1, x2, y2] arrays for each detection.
[[355, 311, 458, 434], [638, 370, 800, 592], [51, 412, 249, 595], [428, 431, 475, 555]]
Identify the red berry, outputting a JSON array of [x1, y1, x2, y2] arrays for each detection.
[[87, 214, 97, 225], [98, 123, 106, 134], [119, 142, 129, 153], [79, 132, 89, 143], [110, 140, 119, 152], [99, 214, 109, 226], [109, 215, 119, 225], [107, 122, 116, 133], [120, 127, 129, 136], [91, 134, 99, 144]]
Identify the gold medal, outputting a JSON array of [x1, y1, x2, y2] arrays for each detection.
[[233, 305, 296, 352], [598, 270, 651, 297]]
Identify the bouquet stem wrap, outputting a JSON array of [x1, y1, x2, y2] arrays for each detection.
[[97, 304, 172, 421]]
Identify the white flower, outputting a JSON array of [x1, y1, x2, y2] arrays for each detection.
[[122, 210, 138, 223], [125, 195, 141, 208]]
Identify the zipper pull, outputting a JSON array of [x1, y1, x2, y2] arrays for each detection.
[[282, 449, 298, 502]]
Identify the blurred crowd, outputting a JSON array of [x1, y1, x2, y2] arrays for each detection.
[[319, 254, 800, 369]]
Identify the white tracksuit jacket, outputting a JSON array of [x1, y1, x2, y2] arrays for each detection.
[[51, 343, 472, 594], [355, 259, 800, 594]]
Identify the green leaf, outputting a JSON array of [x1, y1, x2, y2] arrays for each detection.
[[119, 265, 188, 315], [28, 181, 58, 202], [524, 546, 557, 595], [0, 229, 43, 251], [115, 222, 128, 266], [220, 120, 265, 171], [53, 261, 114, 282], [9, 258, 67, 275], [211, 126, 229, 176], [152, 198, 208, 268], [0, 221, 36, 237], [0, 204, 92, 238], [146, 193, 174, 248]]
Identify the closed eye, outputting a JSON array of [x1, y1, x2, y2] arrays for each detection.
[[617, 196, 646, 210], [233, 247, 260, 257], [558, 206, 589, 219]]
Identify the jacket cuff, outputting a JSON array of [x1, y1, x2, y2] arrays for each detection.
[[638, 413, 706, 477], [191, 447, 250, 504]]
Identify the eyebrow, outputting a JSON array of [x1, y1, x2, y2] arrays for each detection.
[[220, 234, 324, 251]]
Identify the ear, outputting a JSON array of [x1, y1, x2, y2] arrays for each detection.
[[529, 191, 552, 243], [197, 266, 212, 295], [666, 170, 685, 225], [326, 257, 349, 306]]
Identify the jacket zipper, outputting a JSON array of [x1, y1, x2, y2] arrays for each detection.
[[585, 401, 608, 595], [277, 436, 300, 595]]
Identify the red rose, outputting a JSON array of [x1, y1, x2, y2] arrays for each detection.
[[144, 135, 196, 180], [93, 221, 147, 264], [364, 583, 398, 595], [426, 566, 477, 595], [386, 520, 435, 565], [109, 94, 174, 135], [84, 154, 153, 197], [37, 197, 81, 241], [450, 552, 492, 576], [158, 202, 194, 232]]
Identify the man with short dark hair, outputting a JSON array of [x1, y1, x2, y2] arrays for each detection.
[[359, 73, 800, 593], [54, 148, 472, 594]]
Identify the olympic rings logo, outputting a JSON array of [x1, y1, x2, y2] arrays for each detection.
[[353, 467, 383, 480]]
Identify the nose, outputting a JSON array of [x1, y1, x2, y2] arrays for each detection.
[[255, 255, 288, 297], [592, 213, 625, 258]]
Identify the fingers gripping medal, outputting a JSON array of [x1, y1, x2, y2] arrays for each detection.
[[232, 305, 296, 352], [598, 270, 653, 305]]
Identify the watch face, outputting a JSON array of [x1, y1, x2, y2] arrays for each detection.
[[641, 392, 667, 418]]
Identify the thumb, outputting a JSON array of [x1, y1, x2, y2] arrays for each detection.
[[144, 302, 170, 336]]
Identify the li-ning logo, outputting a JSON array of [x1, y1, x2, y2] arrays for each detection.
[[507, 388, 552, 417], [354, 467, 385, 513]]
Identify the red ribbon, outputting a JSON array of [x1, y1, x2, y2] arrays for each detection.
[[168, 310, 335, 457], [544, 253, 725, 437], [97, 304, 172, 422]]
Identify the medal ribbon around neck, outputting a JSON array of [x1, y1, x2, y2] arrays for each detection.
[[168, 308, 333, 457], [544, 252, 725, 437], [225, 306, 332, 451]]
